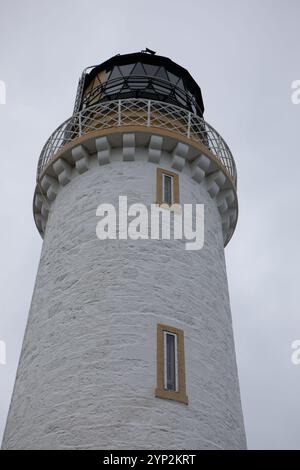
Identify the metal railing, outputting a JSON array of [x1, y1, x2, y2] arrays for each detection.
[[37, 99, 237, 185], [79, 74, 201, 114]]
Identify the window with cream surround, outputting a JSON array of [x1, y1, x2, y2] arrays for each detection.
[[156, 168, 180, 206], [155, 324, 188, 404]]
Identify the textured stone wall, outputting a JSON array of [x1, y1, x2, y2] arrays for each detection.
[[2, 148, 246, 449]]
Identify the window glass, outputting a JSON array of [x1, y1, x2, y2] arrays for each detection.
[[127, 75, 146, 89], [166, 333, 176, 391], [167, 71, 180, 85], [131, 62, 147, 76], [106, 83, 123, 96], [154, 67, 169, 81], [163, 174, 173, 205], [119, 64, 135, 76], [153, 82, 169, 95], [176, 78, 185, 91], [108, 66, 122, 81], [143, 64, 159, 77], [175, 91, 188, 106]]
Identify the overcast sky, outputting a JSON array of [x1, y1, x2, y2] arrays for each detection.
[[0, 0, 300, 449]]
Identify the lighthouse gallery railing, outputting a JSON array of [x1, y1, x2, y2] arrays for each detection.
[[37, 99, 237, 185]]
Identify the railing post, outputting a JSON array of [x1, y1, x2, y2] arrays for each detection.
[[78, 112, 82, 136], [147, 100, 151, 127], [118, 100, 122, 126], [187, 112, 191, 138]]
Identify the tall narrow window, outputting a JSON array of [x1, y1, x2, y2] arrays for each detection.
[[164, 331, 177, 391], [156, 168, 180, 207], [155, 324, 188, 404], [163, 174, 173, 205]]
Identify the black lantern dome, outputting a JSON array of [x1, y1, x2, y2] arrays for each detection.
[[75, 51, 205, 117]]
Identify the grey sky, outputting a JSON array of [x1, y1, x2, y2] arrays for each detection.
[[0, 0, 300, 449]]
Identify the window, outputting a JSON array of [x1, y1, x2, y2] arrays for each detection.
[[119, 63, 135, 77], [155, 324, 188, 404], [164, 331, 178, 391], [156, 168, 180, 207], [163, 174, 173, 205]]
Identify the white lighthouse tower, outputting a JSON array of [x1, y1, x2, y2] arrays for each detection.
[[3, 51, 246, 450]]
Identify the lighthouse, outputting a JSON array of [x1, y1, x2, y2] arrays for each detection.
[[3, 51, 246, 450]]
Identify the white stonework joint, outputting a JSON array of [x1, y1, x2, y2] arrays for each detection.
[[123, 133, 135, 161], [71, 145, 90, 174], [197, 154, 211, 172], [217, 189, 235, 214], [41, 200, 50, 218], [190, 154, 211, 183], [227, 209, 237, 226], [34, 213, 44, 231], [40, 175, 59, 202], [221, 213, 231, 232], [171, 142, 188, 171], [190, 161, 205, 183], [34, 193, 43, 211], [52, 158, 72, 186], [96, 136, 111, 166], [206, 170, 226, 198], [148, 135, 163, 164]]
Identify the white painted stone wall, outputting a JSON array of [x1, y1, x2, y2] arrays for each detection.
[[2, 148, 246, 449]]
